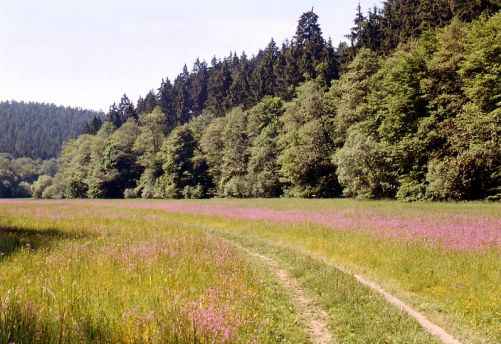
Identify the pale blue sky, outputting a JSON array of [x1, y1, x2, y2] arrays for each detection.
[[1, 0, 381, 111]]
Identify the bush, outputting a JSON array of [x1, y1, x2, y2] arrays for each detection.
[[182, 185, 205, 199], [222, 177, 249, 198], [396, 177, 426, 201], [17, 182, 32, 198], [426, 148, 500, 201], [124, 188, 139, 199], [41, 184, 63, 199], [334, 128, 398, 199], [31, 175, 54, 199]]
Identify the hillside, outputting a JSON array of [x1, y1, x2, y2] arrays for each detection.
[[0, 101, 103, 160]]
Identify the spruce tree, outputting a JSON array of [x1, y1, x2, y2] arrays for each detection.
[[143, 91, 158, 114], [107, 103, 122, 128], [158, 78, 177, 133], [294, 9, 326, 79], [118, 94, 137, 123], [190, 59, 209, 115], [252, 39, 279, 99], [229, 52, 253, 108], [173, 65, 194, 124]]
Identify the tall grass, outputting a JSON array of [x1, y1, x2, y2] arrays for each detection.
[[0, 200, 499, 343], [102, 199, 500, 344], [0, 204, 307, 343]]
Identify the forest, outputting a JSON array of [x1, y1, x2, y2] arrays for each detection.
[[0, 102, 101, 197], [0, 101, 103, 159], [11, 0, 501, 201], [0, 153, 57, 198]]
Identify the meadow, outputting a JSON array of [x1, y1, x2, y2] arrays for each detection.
[[0, 199, 499, 344]]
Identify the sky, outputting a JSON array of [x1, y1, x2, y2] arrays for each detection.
[[1, 0, 381, 111]]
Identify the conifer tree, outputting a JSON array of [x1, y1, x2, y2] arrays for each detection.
[[107, 103, 122, 128], [158, 78, 177, 133], [294, 9, 326, 79], [252, 39, 279, 99], [84, 116, 103, 135], [346, 3, 367, 54], [206, 58, 232, 115], [190, 59, 209, 116], [143, 91, 159, 114], [136, 97, 146, 115], [118, 94, 137, 123], [173, 65, 194, 124], [229, 52, 253, 108]]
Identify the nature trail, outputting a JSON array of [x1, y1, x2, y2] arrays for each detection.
[[351, 272, 463, 344], [224, 236, 463, 344], [233, 243, 334, 344], [296, 248, 464, 344]]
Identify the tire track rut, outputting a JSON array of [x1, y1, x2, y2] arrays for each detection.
[[236, 244, 334, 344]]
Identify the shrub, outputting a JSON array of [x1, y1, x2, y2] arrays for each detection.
[[31, 175, 54, 199], [124, 188, 138, 199]]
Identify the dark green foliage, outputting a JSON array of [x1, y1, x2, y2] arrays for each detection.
[[95, 120, 142, 198], [0, 101, 102, 160], [190, 59, 209, 116], [83, 116, 103, 135], [252, 40, 279, 101], [118, 94, 138, 123], [200, 117, 226, 196], [229, 53, 254, 109], [220, 108, 250, 197], [246, 97, 285, 197], [157, 126, 210, 198], [41, 9, 500, 202], [294, 10, 326, 80], [137, 91, 159, 115], [173, 65, 194, 125], [334, 12, 501, 201], [0, 154, 56, 198], [158, 78, 176, 133], [349, 0, 499, 55], [128, 10, 338, 123], [279, 82, 341, 198]]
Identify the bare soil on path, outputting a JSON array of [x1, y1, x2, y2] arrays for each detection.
[[350, 272, 463, 344], [228, 238, 463, 344], [235, 244, 334, 344]]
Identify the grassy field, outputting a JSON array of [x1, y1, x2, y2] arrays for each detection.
[[0, 199, 499, 343]]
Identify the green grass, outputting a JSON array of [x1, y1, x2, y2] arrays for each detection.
[[0, 204, 308, 343], [160, 211, 500, 344], [215, 230, 438, 343], [0, 199, 499, 343]]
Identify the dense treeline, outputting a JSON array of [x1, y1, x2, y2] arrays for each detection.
[[0, 153, 57, 198], [106, 1, 500, 131], [102, 10, 338, 132], [345, 0, 500, 54], [0, 101, 103, 159], [38, 3, 500, 201]]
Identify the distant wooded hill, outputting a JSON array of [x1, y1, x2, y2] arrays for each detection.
[[0, 101, 103, 159]]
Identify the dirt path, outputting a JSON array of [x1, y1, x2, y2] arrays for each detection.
[[295, 250, 463, 344], [236, 245, 334, 344], [350, 272, 462, 344], [230, 239, 462, 344]]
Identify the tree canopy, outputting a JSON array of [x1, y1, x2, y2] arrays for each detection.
[[27, 4, 501, 202], [0, 101, 103, 159]]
